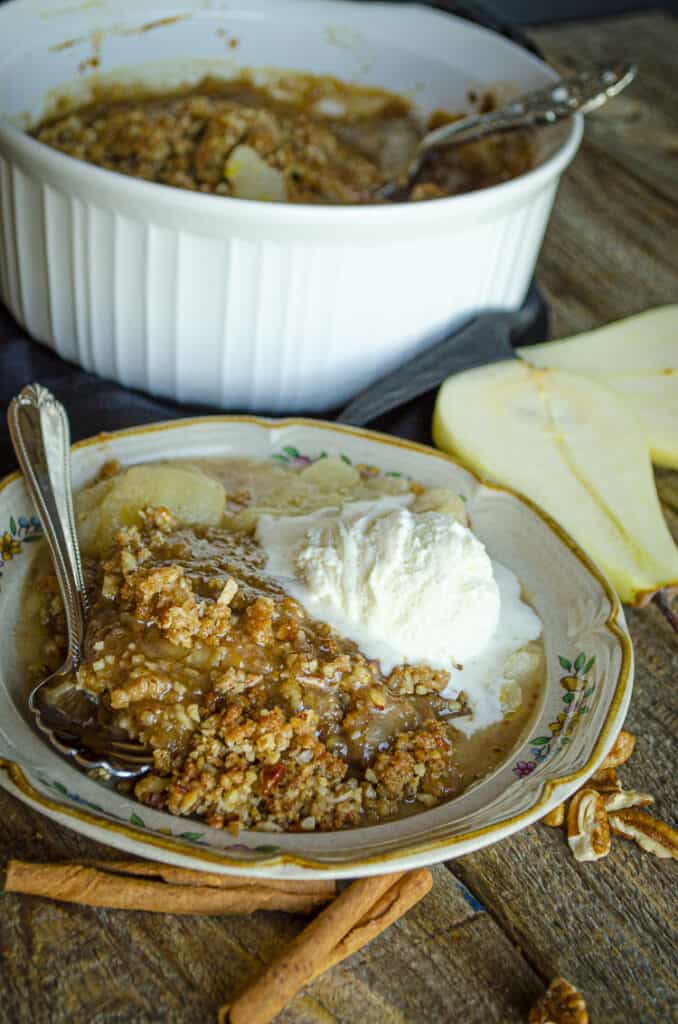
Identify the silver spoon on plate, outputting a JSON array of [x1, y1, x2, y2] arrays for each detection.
[[8, 384, 152, 778]]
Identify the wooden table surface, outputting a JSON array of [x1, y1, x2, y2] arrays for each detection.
[[1, 11, 677, 1024]]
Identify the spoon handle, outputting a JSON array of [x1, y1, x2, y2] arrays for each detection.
[[8, 384, 88, 666], [422, 62, 637, 152]]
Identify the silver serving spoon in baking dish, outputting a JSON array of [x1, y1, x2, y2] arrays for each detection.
[[8, 384, 153, 778], [377, 61, 637, 200]]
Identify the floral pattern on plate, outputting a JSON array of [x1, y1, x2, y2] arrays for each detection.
[[0, 515, 41, 588], [513, 653, 597, 778]]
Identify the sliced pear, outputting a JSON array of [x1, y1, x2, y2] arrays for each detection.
[[411, 487, 469, 527], [224, 144, 287, 202], [76, 463, 226, 554], [518, 306, 678, 468], [599, 372, 678, 470], [432, 360, 678, 606], [299, 456, 361, 490]]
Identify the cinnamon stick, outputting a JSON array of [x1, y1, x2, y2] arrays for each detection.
[[221, 870, 430, 1024], [309, 868, 432, 980], [82, 859, 335, 897], [4, 860, 335, 915]]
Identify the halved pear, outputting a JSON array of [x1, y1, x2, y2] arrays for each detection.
[[432, 360, 678, 605], [517, 306, 678, 468]]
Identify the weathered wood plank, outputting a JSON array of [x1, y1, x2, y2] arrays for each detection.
[[448, 15, 678, 1024], [451, 700, 678, 1022], [0, 842, 542, 1023], [532, 12, 678, 340]]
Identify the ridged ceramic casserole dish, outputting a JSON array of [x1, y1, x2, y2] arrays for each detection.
[[0, 0, 582, 412]]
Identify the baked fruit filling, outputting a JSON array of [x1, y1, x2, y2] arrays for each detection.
[[27, 456, 544, 833], [33, 73, 533, 204]]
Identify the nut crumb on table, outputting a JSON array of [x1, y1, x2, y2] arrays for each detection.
[[529, 978, 589, 1024], [541, 730, 678, 862]]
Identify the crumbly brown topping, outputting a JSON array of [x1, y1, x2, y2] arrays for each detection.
[[363, 720, 459, 818], [35, 90, 383, 204], [387, 664, 450, 697], [41, 503, 464, 833], [33, 76, 533, 205]]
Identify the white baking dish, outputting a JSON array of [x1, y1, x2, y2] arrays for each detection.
[[0, 0, 582, 413]]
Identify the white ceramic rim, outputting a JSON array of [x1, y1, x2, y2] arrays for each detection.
[[0, 0, 584, 223], [0, 416, 633, 877]]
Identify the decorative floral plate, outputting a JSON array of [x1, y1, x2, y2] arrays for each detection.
[[0, 417, 633, 879]]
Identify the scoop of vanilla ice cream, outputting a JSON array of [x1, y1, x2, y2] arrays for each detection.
[[256, 499, 500, 673]]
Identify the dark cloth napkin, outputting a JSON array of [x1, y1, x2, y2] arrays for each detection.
[[0, 287, 548, 478]]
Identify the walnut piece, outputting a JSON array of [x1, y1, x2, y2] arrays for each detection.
[[542, 803, 565, 827], [529, 977, 589, 1024], [609, 808, 678, 860], [599, 729, 635, 770], [567, 789, 610, 862]]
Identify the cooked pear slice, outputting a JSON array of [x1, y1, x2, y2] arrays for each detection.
[[432, 361, 678, 605], [225, 145, 287, 202], [517, 306, 678, 468], [76, 463, 226, 554]]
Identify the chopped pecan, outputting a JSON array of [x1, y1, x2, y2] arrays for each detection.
[[528, 977, 588, 1024], [567, 789, 610, 862], [603, 790, 654, 813], [217, 577, 238, 606], [260, 762, 286, 793], [589, 767, 621, 793], [599, 729, 635, 770], [542, 803, 565, 827], [609, 808, 678, 860]]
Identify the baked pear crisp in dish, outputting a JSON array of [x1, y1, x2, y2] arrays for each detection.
[[33, 73, 533, 205]]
